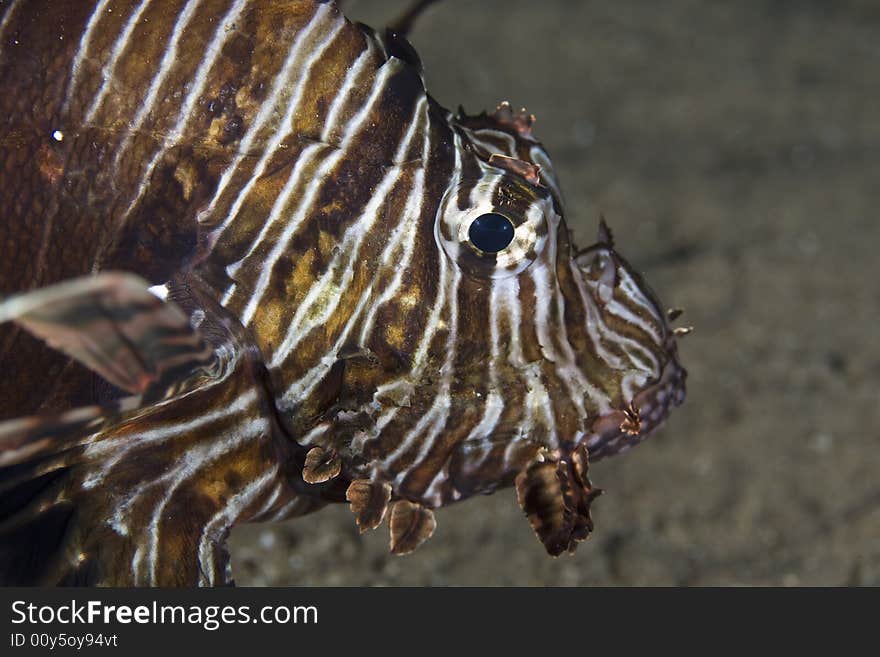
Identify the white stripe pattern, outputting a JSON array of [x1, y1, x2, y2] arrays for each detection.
[[110, 0, 204, 171], [110, 0, 250, 234], [203, 4, 342, 236], [82, 0, 153, 125], [271, 95, 428, 368], [238, 57, 402, 326], [140, 414, 268, 583], [284, 98, 432, 403], [5, 0, 685, 583], [196, 467, 279, 585], [83, 386, 258, 488], [61, 0, 113, 113]]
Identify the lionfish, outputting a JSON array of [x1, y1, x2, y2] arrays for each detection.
[[0, 0, 687, 586]]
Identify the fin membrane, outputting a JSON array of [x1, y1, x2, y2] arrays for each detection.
[[0, 273, 215, 394]]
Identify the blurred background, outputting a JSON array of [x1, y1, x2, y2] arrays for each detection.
[[230, 0, 880, 585]]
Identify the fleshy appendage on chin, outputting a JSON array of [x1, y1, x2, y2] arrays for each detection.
[[513, 341, 687, 556], [515, 444, 603, 556]]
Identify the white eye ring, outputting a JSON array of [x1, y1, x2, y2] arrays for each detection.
[[435, 176, 549, 279]]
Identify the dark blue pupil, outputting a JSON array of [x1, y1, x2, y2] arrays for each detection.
[[468, 213, 514, 253]]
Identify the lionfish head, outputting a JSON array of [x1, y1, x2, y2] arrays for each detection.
[[326, 102, 687, 556]]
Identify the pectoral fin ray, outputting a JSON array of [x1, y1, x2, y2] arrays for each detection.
[[0, 273, 216, 395]]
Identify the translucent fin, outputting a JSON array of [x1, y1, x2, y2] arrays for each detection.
[[0, 349, 309, 586], [0, 274, 323, 586], [0, 273, 215, 395]]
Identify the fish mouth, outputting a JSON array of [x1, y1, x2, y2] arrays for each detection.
[[582, 340, 688, 461]]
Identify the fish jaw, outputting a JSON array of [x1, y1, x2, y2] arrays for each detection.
[[581, 341, 688, 461]]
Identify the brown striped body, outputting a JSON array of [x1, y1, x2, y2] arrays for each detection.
[[0, 0, 687, 585]]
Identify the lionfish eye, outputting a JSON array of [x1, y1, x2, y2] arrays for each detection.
[[435, 177, 551, 279], [468, 213, 515, 253]]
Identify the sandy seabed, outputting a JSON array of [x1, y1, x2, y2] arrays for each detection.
[[230, 0, 880, 586]]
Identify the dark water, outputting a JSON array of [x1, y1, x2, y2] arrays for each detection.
[[231, 0, 880, 585]]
